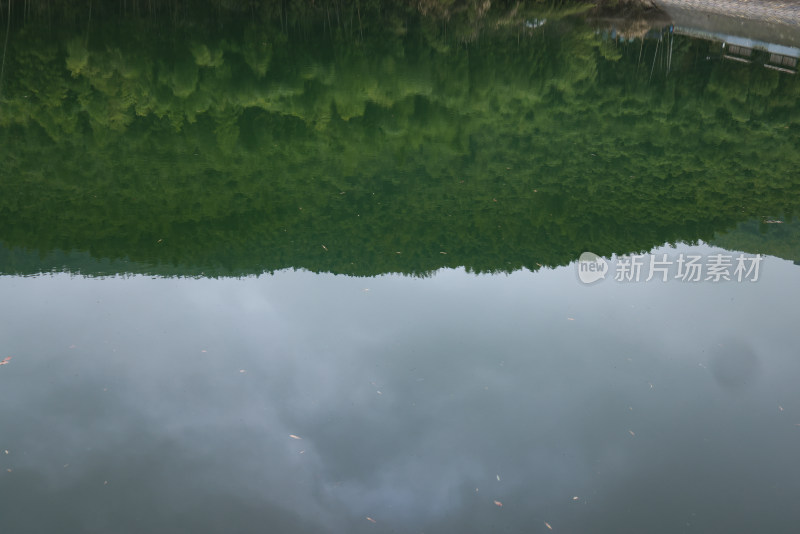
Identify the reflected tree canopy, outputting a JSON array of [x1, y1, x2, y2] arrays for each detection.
[[0, 1, 798, 277]]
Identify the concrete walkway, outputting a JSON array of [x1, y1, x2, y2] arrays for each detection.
[[653, 0, 800, 26]]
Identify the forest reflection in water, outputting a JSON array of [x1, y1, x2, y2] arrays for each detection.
[[0, 1, 799, 276], [1, 4, 800, 533]]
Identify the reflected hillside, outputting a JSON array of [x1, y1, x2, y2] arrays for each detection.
[[1, 4, 799, 277], [711, 219, 800, 264]]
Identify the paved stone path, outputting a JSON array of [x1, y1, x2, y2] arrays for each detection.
[[653, 0, 800, 26]]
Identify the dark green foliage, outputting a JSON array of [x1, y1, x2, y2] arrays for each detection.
[[0, 7, 798, 277]]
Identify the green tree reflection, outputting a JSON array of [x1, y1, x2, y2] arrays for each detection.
[[0, 6, 798, 277]]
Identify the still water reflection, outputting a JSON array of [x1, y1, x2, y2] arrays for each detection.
[[1, 1, 799, 533], [1, 247, 799, 533]]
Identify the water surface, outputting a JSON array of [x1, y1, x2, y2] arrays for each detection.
[[1, 3, 799, 533]]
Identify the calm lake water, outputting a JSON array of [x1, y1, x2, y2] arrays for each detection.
[[1, 3, 799, 533]]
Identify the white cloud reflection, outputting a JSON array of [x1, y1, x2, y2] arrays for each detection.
[[1, 245, 799, 533]]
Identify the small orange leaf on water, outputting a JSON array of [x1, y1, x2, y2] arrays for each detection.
[[366, 517, 376, 523], [493, 500, 503, 507], [0, 357, 11, 365]]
